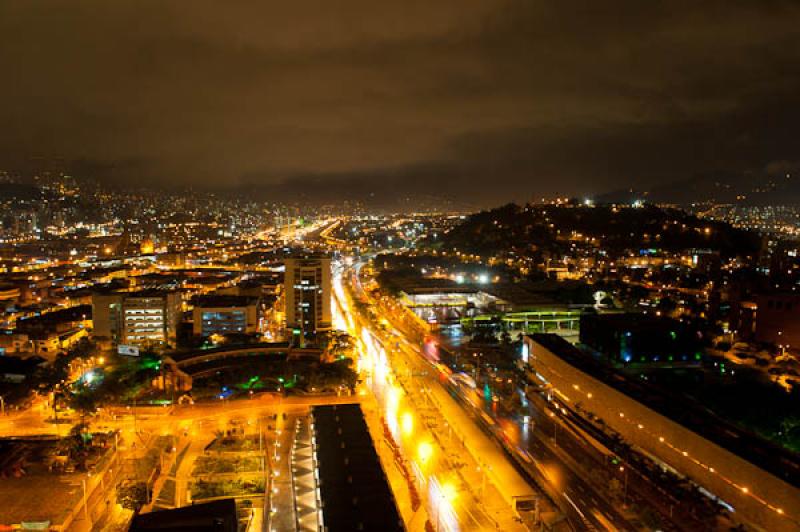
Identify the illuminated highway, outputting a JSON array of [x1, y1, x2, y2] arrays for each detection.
[[334, 262, 531, 530], [333, 260, 542, 531], [339, 258, 647, 531]]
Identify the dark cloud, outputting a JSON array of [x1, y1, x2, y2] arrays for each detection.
[[0, 1, 799, 205]]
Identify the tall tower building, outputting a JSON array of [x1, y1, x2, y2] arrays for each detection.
[[284, 255, 332, 339], [91, 289, 181, 348]]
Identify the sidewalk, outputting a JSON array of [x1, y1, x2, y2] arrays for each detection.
[[361, 391, 429, 532], [419, 380, 531, 532], [385, 333, 534, 531], [173, 435, 212, 507]]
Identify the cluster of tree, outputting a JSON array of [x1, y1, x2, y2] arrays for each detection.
[[118, 481, 148, 511], [647, 366, 800, 453], [33, 338, 96, 391], [193, 355, 358, 395], [321, 330, 355, 359], [0, 338, 95, 408], [191, 479, 265, 500], [67, 351, 163, 416], [53, 423, 95, 471]]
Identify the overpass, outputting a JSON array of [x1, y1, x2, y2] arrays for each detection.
[[170, 343, 323, 372], [461, 310, 582, 333]]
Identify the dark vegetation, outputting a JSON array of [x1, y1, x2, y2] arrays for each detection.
[[647, 366, 800, 453], [434, 203, 760, 259]]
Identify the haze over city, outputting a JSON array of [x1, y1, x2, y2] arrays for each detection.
[[2, 2, 800, 205]]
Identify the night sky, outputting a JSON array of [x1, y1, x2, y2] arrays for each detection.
[[1, 1, 799, 205]]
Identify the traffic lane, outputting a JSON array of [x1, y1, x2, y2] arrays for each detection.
[[366, 339, 512, 530], [345, 268, 582, 529], [388, 326, 631, 532], [385, 345, 575, 531], [447, 382, 626, 532], [485, 393, 633, 531], [356, 314, 527, 531], [520, 392, 690, 531], [348, 273, 626, 531]]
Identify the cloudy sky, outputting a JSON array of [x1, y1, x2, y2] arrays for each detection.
[[1, 1, 799, 205]]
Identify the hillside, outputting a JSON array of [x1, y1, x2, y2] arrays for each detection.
[[434, 203, 761, 259]]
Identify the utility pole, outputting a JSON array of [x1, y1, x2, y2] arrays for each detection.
[[620, 466, 628, 507], [82, 478, 91, 525], [53, 389, 61, 438]]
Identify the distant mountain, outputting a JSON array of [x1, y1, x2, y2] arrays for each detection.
[[436, 203, 761, 259], [224, 181, 477, 213], [598, 171, 800, 205]]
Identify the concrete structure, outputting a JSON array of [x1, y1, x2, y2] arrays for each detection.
[[732, 291, 800, 350], [170, 343, 323, 379], [461, 309, 581, 335], [130, 498, 238, 532], [152, 357, 193, 394], [29, 327, 88, 360], [191, 295, 260, 337], [10, 305, 91, 360], [122, 291, 181, 346], [311, 404, 403, 532], [524, 333, 800, 532], [91, 292, 123, 344], [284, 255, 331, 338], [92, 290, 181, 348], [0, 332, 31, 355]]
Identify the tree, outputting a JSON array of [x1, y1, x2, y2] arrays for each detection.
[[657, 296, 678, 315], [68, 387, 99, 421], [118, 481, 149, 511], [326, 330, 355, 359], [500, 330, 512, 346]]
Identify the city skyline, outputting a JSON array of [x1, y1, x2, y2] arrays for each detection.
[[1, 2, 800, 205]]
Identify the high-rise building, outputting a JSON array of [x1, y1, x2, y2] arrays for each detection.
[[91, 292, 124, 345], [122, 291, 182, 346], [92, 290, 181, 348], [284, 255, 331, 339]]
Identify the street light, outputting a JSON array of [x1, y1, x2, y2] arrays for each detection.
[[619, 466, 628, 507], [82, 477, 91, 524]]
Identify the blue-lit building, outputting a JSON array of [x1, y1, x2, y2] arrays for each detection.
[[191, 295, 262, 337]]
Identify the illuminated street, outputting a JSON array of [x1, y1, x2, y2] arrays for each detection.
[[332, 260, 537, 531]]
